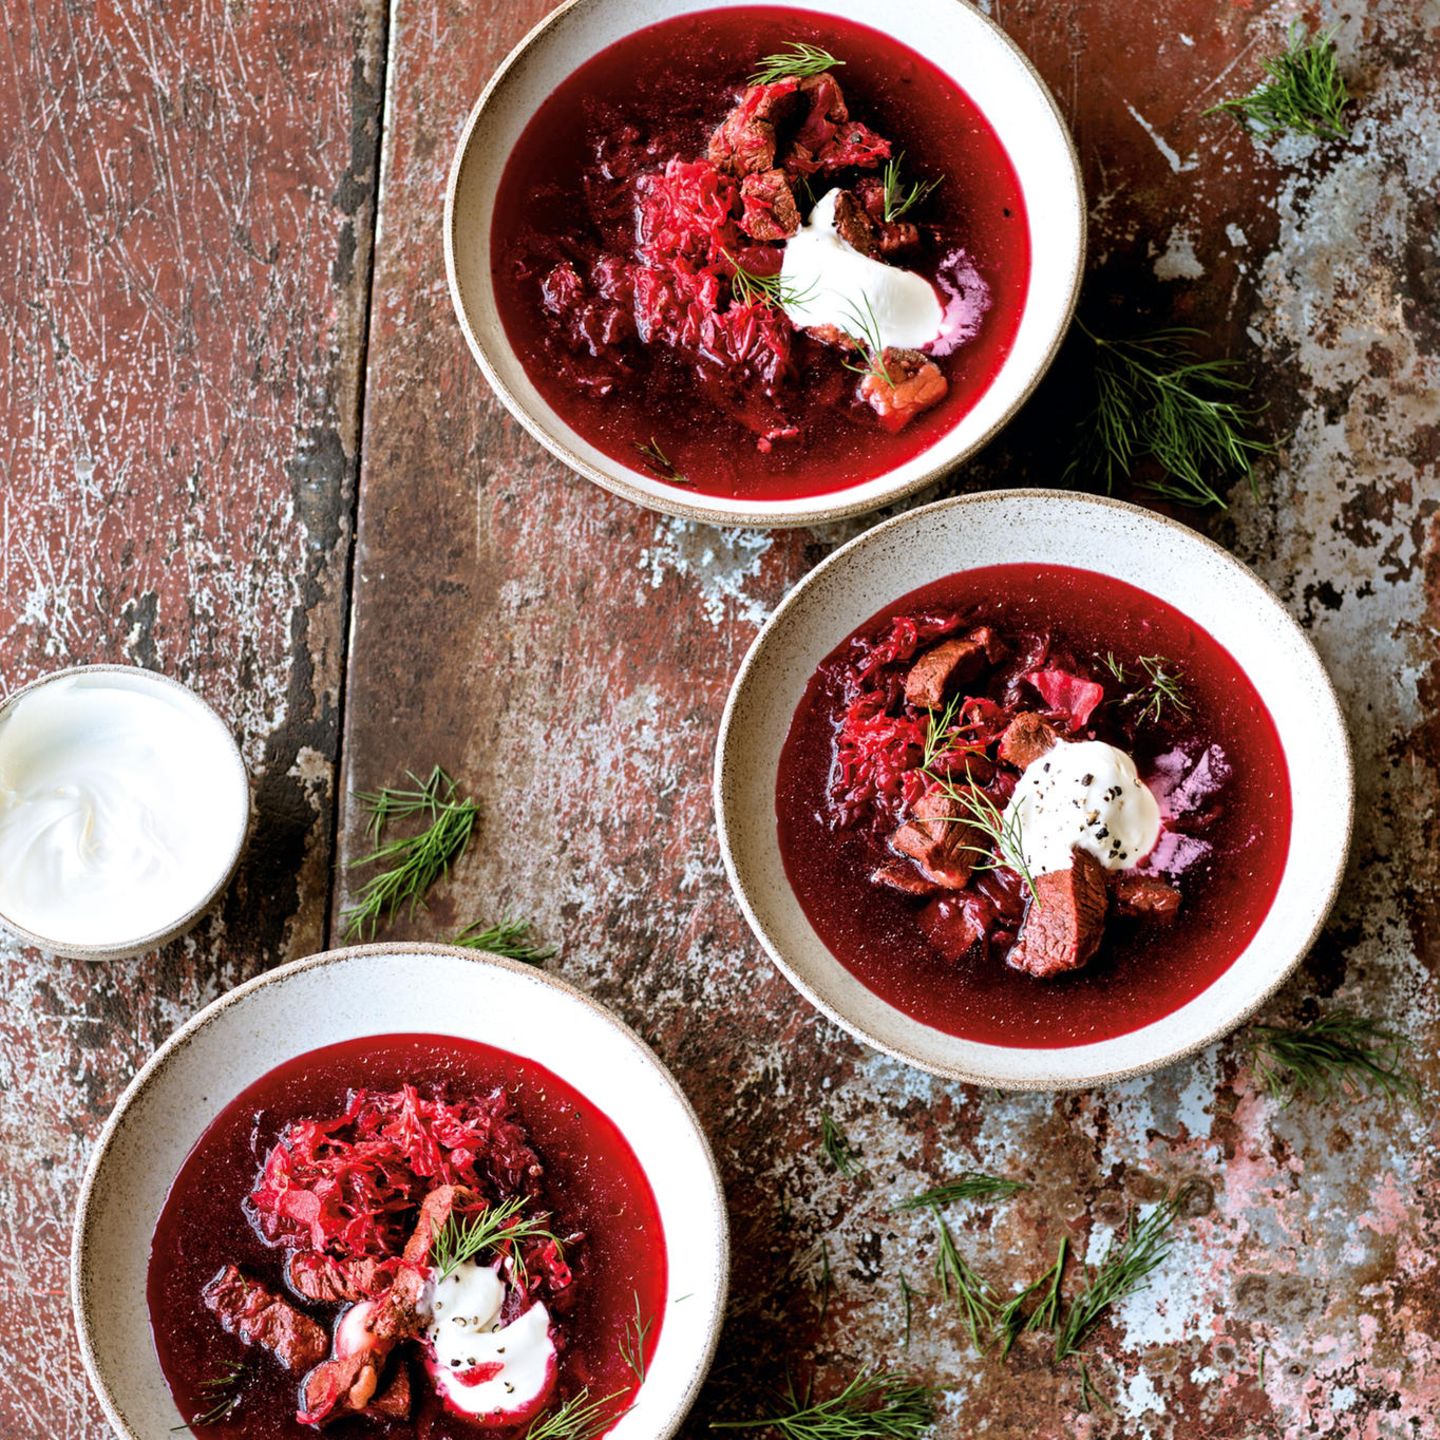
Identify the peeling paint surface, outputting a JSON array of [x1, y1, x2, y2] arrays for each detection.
[[3, 0, 1439, 1437]]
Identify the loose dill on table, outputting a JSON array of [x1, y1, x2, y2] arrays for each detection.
[[882, 152, 943, 223], [820, 1110, 863, 1176], [634, 436, 693, 487], [1101, 652, 1191, 726], [748, 41, 844, 87], [897, 1173, 1029, 1210], [524, 1387, 629, 1440], [816, 1235, 833, 1320], [1249, 1009, 1419, 1105], [931, 1208, 996, 1347], [429, 1195, 562, 1284], [1054, 1188, 1193, 1360], [899, 1274, 916, 1348], [710, 1369, 936, 1439], [1067, 321, 1275, 509], [1206, 22, 1350, 141], [995, 1237, 1068, 1358], [618, 1289, 654, 1385], [450, 917, 557, 965], [343, 765, 480, 938]]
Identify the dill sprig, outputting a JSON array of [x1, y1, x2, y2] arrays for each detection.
[[1069, 322, 1275, 509], [525, 1388, 628, 1440], [344, 766, 480, 938], [171, 1361, 246, 1429], [1250, 1010, 1419, 1105], [897, 1173, 1029, 1211], [618, 1290, 653, 1385], [1206, 23, 1350, 141], [882, 152, 942, 223], [429, 1196, 562, 1284], [634, 436, 693, 487], [724, 250, 815, 310], [816, 1236, 833, 1320], [1054, 1190, 1191, 1360], [899, 1274, 916, 1349], [1076, 1358, 1114, 1415], [711, 1369, 935, 1438], [995, 1238, 1068, 1358], [932, 1210, 996, 1347], [920, 695, 988, 773], [1101, 652, 1191, 726], [450, 917, 556, 965], [748, 42, 844, 87], [920, 768, 1042, 907], [820, 1110, 863, 1177], [839, 293, 894, 388]]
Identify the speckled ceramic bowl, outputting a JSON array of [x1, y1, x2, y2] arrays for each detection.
[[714, 490, 1354, 1089], [445, 0, 1084, 528], [0, 664, 251, 961], [72, 943, 729, 1439]]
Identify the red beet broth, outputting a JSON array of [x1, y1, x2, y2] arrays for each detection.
[[489, 6, 1031, 501], [149, 1034, 666, 1437], [775, 564, 1293, 1047]]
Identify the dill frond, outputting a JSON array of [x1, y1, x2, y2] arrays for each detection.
[[1206, 23, 1350, 141], [343, 766, 479, 939], [931, 1210, 996, 1347], [995, 1238, 1068, 1358], [724, 250, 815, 311], [920, 768, 1042, 906], [1250, 1009, 1418, 1104], [430, 1196, 561, 1283], [748, 42, 844, 87], [1102, 652, 1191, 726], [882, 152, 942, 223], [525, 1388, 628, 1440], [820, 1110, 863, 1177], [618, 1290, 653, 1385], [711, 1369, 936, 1438], [634, 436, 692, 487], [897, 1173, 1029, 1211], [1054, 1190, 1191, 1360], [450, 917, 556, 965], [1069, 322, 1275, 509], [839, 293, 894, 388]]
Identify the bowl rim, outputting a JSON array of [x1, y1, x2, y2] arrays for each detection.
[[70, 941, 732, 1440], [0, 663, 252, 961], [713, 488, 1356, 1089], [443, 0, 1086, 529]]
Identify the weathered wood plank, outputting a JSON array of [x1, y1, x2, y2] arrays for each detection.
[[340, 2, 1438, 1436], [0, 1, 384, 1434]]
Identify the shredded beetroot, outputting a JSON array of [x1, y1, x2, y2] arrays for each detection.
[[247, 1085, 542, 1264]]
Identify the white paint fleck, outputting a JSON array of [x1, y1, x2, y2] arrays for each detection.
[[1124, 102, 1200, 173], [1154, 226, 1205, 281], [637, 516, 773, 628]]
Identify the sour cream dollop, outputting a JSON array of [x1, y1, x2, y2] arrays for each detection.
[[0, 672, 248, 949], [1002, 739, 1161, 878], [424, 1260, 557, 1421], [780, 188, 945, 350]]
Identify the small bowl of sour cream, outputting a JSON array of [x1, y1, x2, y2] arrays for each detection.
[[0, 666, 250, 960]]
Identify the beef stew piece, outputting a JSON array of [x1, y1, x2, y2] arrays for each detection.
[[890, 783, 980, 889], [997, 711, 1060, 770], [201, 1265, 329, 1374], [831, 188, 877, 254], [1113, 873, 1182, 919], [739, 168, 802, 240], [286, 1252, 392, 1305], [1007, 849, 1109, 979], [904, 631, 991, 708]]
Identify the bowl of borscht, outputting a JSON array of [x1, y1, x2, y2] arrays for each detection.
[[445, 0, 1084, 526], [71, 944, 728, 1439], [714, 491, 1353, 1088]]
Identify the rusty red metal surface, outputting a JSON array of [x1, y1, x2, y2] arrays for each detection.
[[3, 0, 1438, 1436]]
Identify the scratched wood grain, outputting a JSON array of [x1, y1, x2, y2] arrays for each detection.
[[337, 3, 1440, 1438], [0, 1, 384, 1435]]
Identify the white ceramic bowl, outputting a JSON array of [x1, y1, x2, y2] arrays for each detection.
[[714, 491, 1354, 1089], [0, 664, 250, 961], [445, 0, 1084, 528], [72, 943, 729, 1439]]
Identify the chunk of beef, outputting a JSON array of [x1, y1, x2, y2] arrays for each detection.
[[917, 893, 989, 961], [286, 1252, 393, 1305], [709, 80, 800, 175], [859, 348, 948, 431], [371, 1365, 412, 1420], [831, 189, 876, 255], [1007, 849, 1109, 978], [852, 177, 921, 253], [202, 1265, 328, 1375], [1026, 668, 1106, 729], [997, 712, 1060, 771], [739, 169, 801, 240], [890, 784, 980, 889], [785, 75, 891, 174], [1112, 873, 1182, 920], [904, 631, 991, 709], [871, 861, 942, 896], [298, 1186, 480, 1425]]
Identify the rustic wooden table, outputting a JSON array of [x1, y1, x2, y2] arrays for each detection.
[[3, 2, 1436, 1436]]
